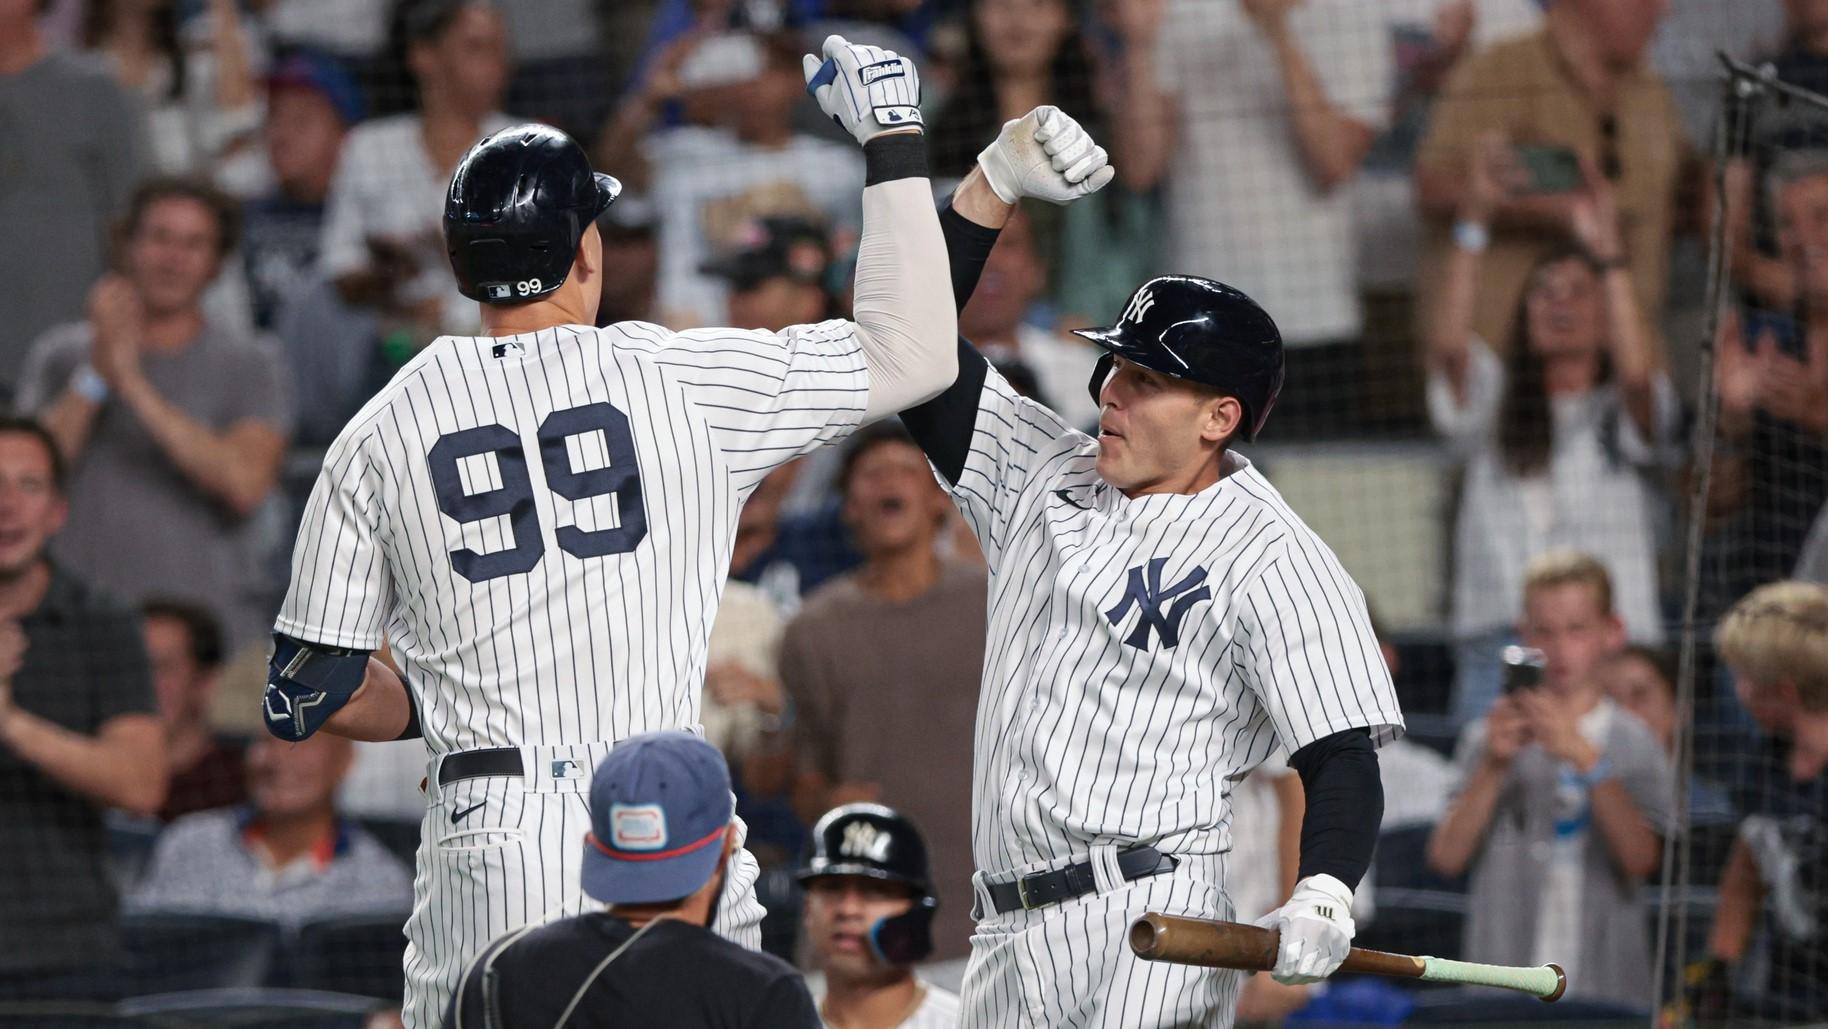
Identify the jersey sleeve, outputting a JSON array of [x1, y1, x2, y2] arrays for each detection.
[[1234, 538, 1405, 753], [903, 347, 1080, 568], [647, 319, 870, 495], [273, 425, 392, 649]]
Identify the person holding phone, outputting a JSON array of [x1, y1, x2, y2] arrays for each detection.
[[1427, 132, 1679, 723], [1425, 550, 1673, 1009], [1414, 0, 1689, 356]]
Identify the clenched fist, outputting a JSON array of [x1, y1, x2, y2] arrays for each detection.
[[977, 105, 1115, 205]]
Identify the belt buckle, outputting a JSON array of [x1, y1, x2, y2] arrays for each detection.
[[1016, 876, 1038, 911]]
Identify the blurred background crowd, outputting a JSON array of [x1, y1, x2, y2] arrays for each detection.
[[3, 0, 1828, 1024]]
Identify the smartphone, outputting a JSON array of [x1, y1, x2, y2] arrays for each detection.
[[1514, 144, 1584, 194], [1500, 645, 1546, 694]]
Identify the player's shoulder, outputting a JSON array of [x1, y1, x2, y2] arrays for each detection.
[[910, 978, 962, 1024]]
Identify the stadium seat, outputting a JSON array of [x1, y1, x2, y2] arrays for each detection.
[[286, 913, 411, 1000], [119, 913, 283, 996], [115, 988, 380, 1028], [1406, 986, 1646, 1025]]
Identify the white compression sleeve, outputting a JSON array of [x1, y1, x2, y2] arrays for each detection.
[[850, 172, 958, 422]]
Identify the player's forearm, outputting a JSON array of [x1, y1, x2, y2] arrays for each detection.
[[853, 134, 959, 421], [951, 167, 1013, 231], [1, 711, 166, 816], [324, 658, 416, 742], [1263, 25, 1372, 193], [1425, 761, 1506, 877], [117, 376, 283, 516], [1707, 839, 1762, 961], [941, 188, 1006, 313], [1288, 729, 1381, 889]]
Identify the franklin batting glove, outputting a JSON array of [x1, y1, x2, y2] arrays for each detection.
[[977, 105, 1116, 205], [1256, 873, 1356, 985], [802, 35, 922, 146]]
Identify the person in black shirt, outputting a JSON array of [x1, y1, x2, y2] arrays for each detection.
[[0, 416, 164, 1002], [443, 731, 818, 1029]]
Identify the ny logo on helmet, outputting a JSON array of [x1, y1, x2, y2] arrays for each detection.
[[841, 821, 893, 863], [1105, 558, 1211, 650], [1122, 287, 1156, 327]]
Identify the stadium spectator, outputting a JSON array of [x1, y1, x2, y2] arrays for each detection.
[[1707, 153, 1828, 621], [594, 30, 864, 327], [1598, 643, 1736, 823], [15, 177, 296, 650], [1116, 0, 1393, 434], [1415, 0, 1687, 356], [934, 0, 1152, 327], [82, 0, 262, 180], [0, 417, 164, 1003], [1426, 551, 1672, 1008], [1727, 0, 1828, 312], [144, 597, 245, 822], [252, 51, 383, 447], [958, 210, 1098, 431], [781, 424, 986, 960], [319, 0, 512, 341], [594, 196, 661, 326], [701, 215, 837, 333], [0, 0, 149, 398], [129, 732, 413, 928], [498, 0, 614, 144], [1427, 136, 1677, 722], [1685, 581, 1828, 1023], [798, 804, 962, 1027], [444, 732, 821, 1027]]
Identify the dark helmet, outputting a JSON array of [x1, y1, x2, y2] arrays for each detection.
[[1074, 275, 1285, 442], [797, 803, 937, 964], [444, 123, 621, 305]]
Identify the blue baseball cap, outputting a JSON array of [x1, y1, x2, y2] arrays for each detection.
[[581, 732, 734, 905], [266, 50, 366, 126]]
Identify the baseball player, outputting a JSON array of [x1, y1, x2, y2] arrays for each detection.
[[904, 148, 1407, 1026], [259, 36, 980, 1028], [799, 804, 960, 1028]]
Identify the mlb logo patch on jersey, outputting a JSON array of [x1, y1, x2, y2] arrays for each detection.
[[611, 804, 667, 850]]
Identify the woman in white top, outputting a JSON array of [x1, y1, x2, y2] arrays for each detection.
[[1427, 134, 1679, 723]]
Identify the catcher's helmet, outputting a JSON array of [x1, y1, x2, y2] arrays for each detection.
[[444, 123, 621, 305], [797, 803, 937, 965], [1075, 275, 1285, 442]]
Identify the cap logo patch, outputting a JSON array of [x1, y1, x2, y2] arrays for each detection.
[[611, 804, 667, 850], [840, 821, 892, 863], [1122, 287, 1155, 327]]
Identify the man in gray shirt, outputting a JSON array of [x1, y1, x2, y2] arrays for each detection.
[[17, 178, 295, 651], [0, 0, 148, 394]]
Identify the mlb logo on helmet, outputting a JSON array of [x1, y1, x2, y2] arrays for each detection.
[[486, 284, 513, 301]]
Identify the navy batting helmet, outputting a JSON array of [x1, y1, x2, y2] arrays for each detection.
[[444, 123, 621, 305], [797, 803, 937, 965], [1075, 275, 1286, 442]]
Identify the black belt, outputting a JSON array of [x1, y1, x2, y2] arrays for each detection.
[[439, 747, 524, 786], [986, 846, 1179, 914]]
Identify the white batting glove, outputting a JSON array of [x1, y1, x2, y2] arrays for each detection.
[[801, 35, 922, 146], [976, 105, 1115, 205], [1256, 874, 1356, 985]]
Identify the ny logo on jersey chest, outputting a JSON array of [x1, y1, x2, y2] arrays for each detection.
[[1104, 557, 1211, 650]]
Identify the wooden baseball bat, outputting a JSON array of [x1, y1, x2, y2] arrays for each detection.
[[1128, 913, 1567, 1002]]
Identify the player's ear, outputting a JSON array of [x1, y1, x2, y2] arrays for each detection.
[[1200, 395, 1243, 445], [576, 222, 602, 283]]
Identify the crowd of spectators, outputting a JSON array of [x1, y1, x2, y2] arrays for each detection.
[[4, 0, 1828, 1024]]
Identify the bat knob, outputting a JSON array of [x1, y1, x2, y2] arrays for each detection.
[[1541, 963, 1567, 1003]]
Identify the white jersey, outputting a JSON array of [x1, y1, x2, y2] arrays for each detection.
[[947, 368, 1405, 875], [276, 319, 868, 754], [810, 977, 961, 1028]]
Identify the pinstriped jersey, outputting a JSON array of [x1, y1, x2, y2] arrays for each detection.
[[276, 320, 867, 754], [949, 367, 1404, 874]]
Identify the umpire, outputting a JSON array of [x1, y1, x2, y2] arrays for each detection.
[[443, 732, 819, 1028]]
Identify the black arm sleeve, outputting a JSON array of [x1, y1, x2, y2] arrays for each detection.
[[395, 681, 423, 741], [1286, 728, 1383, 890], [898, 200, 1006, 484], [939, 202, 1003, 312]]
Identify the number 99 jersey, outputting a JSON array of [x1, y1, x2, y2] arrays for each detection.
[[275, 317, 868, 753]]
